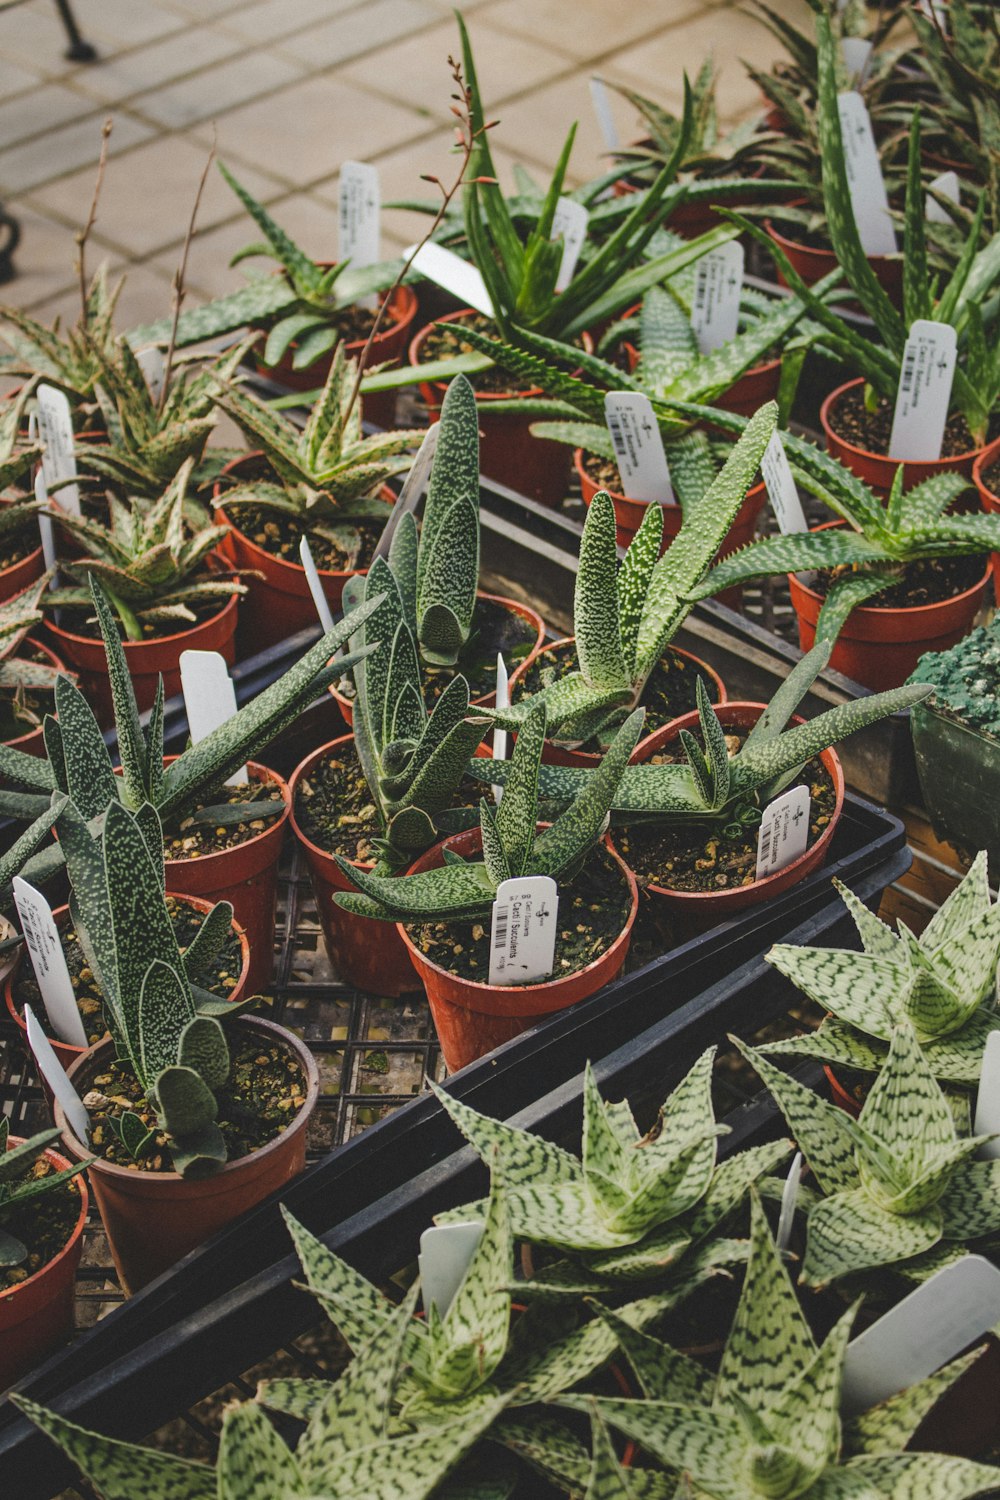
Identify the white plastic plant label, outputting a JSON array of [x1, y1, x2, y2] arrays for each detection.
[[917, 0, 949, 24], [373, 421, 439, 566], [488, 874, 558, 987], [842, 1256, 1000, 1413], [339, 160, 381, 270], [691, 241, 744, 354], [837, 92, 897, 257], [604, 392, 674, 504], [776, 1150, 803, 1253], [492, 652, 509, 805], [36, 384, 80, 517], [589, 77, 620, 152], [13, 879, 87, 1048], [552, 197, 589, 293], [973, 1030, 1000, 1158], [840, 36, 873, 86], [298, 535, 336, 633], [419, 1222, 484, 1318], [761, 431, 807, 535], [404, 242, 493, 318], [25, 1005, 90, 1142], [755, 785, 811, 881], [136, 345, 165, 405], [926, 169, 960, 224], [34, 468, 58, 575], [179, 650, 245, 785], [888, 319, 957, 462]]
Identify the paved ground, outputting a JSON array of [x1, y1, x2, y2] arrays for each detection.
[[0, 0, 814, 329]]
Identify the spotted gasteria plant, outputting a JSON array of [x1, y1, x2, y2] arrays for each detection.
[[0, 1117, 87, 1270], [566, 1193, 1000, 1500], [335, 697, 642, 924], [757, 852, 1000, 1088], [738, 1024, 1000, 1289]]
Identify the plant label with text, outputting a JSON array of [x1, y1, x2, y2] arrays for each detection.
[[842, 1256, 1000, 1412], [692, 241, 744, 353], [926, 169, 960, 224], [840, 37, 873, 86], [405, 242, 494, 317], [25, 1006, 90, 1141], [492, 652, 509, 804], [36, 384, 80, 517], [974, 1030, 1000, 1158], [755, 786, 810, 880], [298, 535, 336, 633], [761, 431, 807, 534], [604, 392, 674, 504], [419, 1222, 484, 1318], [489, 874, 558, 987], [888, 319, 956, 462], [339, 161, 381, 305], [552, 196, 589, 292], [13, 878, 87, 1048], [179, 650, 245, 785], [837, 91, 897, 256]]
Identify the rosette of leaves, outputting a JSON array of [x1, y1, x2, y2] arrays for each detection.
[[565, 1193, 1000, 1500], [0, 381, 43, 492], [737, 1024, 1000, 1288], [482, 641, 930, 830], [334, 695, 642, 924], [0, 573, 383, 894], [756, 851, 1000, 1089], [0, 572, 71, 737], [0, 1117, 88, 1271], [0, 265, 122, 412], [212, 342, 422, 561]]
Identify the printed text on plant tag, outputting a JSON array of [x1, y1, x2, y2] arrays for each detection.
[[339, 161, 381, 270], [755, 786, 810, 881], [405, 242, 494, 317], [837, 92, 897, 256], [692, 241, 744, 353], [888, 319, 956, 461], [604, 392, 674, 504], [489, 875, 558, 987], [36, 384, 81, 516], [13, 878, 87, 1048], [761, 431, 807, 534], [552, 196, 589, 293]]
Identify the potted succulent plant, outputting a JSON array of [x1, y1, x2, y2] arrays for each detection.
[[0, 389, 45, 607], [0, 574, 72, 757], [0, 265, 122, 429]]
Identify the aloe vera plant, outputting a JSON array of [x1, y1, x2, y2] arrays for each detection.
[[0, 572, 72, 739], [757, 852, 1000, 1088], [0, 266, 123, 412], [739, 1023, 1000, 1288], [0, 1117, 88, 1270], [566, 1193, 1000, 1500]]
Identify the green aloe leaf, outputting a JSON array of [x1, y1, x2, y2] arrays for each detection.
[[574, 492, 628, 692], [215, 1400, 299, 1500]]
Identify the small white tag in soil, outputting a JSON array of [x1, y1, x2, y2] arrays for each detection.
[[837, 91, 897, 256], [842, 1255, 1000, 1412], [34, 467, 58, 576], [489, 874, 558, 987], [755, 786, 810, 881], [589, 77, 620, 151], [926, 169, 960, 224], [840, 36, 873, 85], [974, 1030, 1000, 1158], [339, 160, 380, 312], [373, 421, 439, 565], [761, 431, 807, 535], [404, 242, 493, 318], [13, 878, 87, 1048], [776, 1150, 803, 1254], [419, 1222, 484, 1318], [179, 650, 245, 785], [691, 241, 744, 353], [492, 652, 509, 805], [36, 384, 81, 517], [298, 535, 336, 633], [552, 196, 588, 293], [25, 1005, 90, 1142], [888, 318, 956, 462], [604, 391, 674, 504]]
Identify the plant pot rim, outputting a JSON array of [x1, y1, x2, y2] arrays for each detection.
[[158, 758, 291, 874], [820, 377, 986, 471], [397, 825, 638, 1004], [573, 447, 767, 509], [619, 699, 845, 905], [55, 1014, 318, 1185], [3, 637, 67, 752], [972, 433, 1000, 503], [44, 586, 240, 654], [410, 307, 547, 404], [288, 733, 377, 878], [256, 266, 418, 350], [0, 1135, 89, 1307]]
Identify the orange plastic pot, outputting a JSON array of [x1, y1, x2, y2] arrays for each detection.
[[399, 826, 638, 1073], [213, 462, 394, 656], [824, 1063, 863, 1117], [973, 435, 1000, 605], [765, 216, 903, 305], [44, 588, 239, 724], [609, 702, 845, 933], [821, 378, 986, 497], [0, 1135, 88, 1392], [0, 498, 43, 607], [2, 639, 67, 759], [327, 590, 547, 728], [288, 736, 419, 998], [788, 520, 989, 692], [410, 309, 579, 508], [507, 635, 726, 769], [56, 1015, 317, 1294]]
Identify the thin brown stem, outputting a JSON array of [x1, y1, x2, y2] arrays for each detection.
[[159, 141, 216, 415], [75, 118, 113, 327]]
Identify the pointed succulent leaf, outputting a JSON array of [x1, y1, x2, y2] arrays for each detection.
[[582, 1406, 639, 1500], [417, 374, 479, 649], [495, 699, 546, 879], [837, 1452, 1000, 1499], [616, 500, 662, 681], [937, 1159, 1000, 1240], [315, 1397, 509, 1500], [531, 708, 643, 880], [429, 1078, 582, 1189], [765, 945, 902, 1038], [859, 1025, 956, 1172], [281, 1205, 411, 1353], [574, 492, 628, 691], [426, 1170, 512, 1398], [682, 1137, 793, 1244], [832, 877, 900, 958], [182, 900, 236, 981], [138, 959, 195, 1086], [334, 857, 497, 920], [594, 1307, 712, 1405], [801, 1187, 944, 1290], [177, 1013, 229, 1091], [479, 797, 511, 888], [418, 499, 479, 665], [922, 851, 992, 952], [53, 673, 119, 820], [733, 1039, 862, 1197], [766, 1304, 856, 1483], [844, 1349, 986, 1457], [215, 1401, 300, 1500], [567, 1399, 747, 1500]]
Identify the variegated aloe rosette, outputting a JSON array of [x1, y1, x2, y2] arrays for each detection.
[[0, 572, 71, 750]]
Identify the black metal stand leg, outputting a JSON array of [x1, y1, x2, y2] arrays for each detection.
[[0, 207, 20, 284], [52, 0, 97, 61]]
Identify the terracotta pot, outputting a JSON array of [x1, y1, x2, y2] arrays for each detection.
[[973, 435, 1000, 605], [410, 309, 579, 508], [788, 520, 989, 692], [6, 895, 251, 1078], [507, 635, 726, 769], [399, 826, 638, 1073], [609, 701, 845, 933], [2, 639, 67, 759], [213, 461, 394, 656], [611, 156, 774, 241], [44, 588, 239, 724], [0, 498, 43, 607], [821, 378, 986, 497], [0, 1135, 88, 1392], [327, 590, 547, 728], [254, 277, 419, 431], [56, 1016, 317, 1293], [288, 736, 419, 998], [161, 759, 289, 997], [824, 1062, 863, 1117], [621, 304, 781, 418], [765, 215, 903, 305]]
